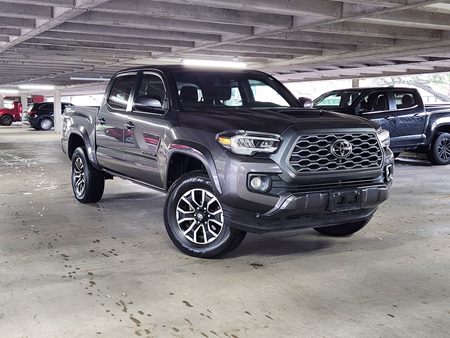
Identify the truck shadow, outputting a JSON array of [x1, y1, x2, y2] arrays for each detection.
[[395, 156, 431, 167], [229, 232, 335, 257]]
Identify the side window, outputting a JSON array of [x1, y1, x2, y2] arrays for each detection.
[[315, 93, 342, 107], [134, 74, 166, 112], [107, 74, 136, 110], [359, 92, 389, 113], [249, 79, 289, 107], [40, 103, 51, 110], [394, 91, 416, 109], [223, 86, 242, 107]]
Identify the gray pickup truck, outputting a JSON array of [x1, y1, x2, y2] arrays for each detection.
[[62, 65, 393, 258]]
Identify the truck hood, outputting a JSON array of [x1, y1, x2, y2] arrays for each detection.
[[177, 108, 378, 135]]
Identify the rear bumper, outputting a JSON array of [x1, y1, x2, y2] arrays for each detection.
[[224, 183, 389, 233], [28, 116, 39, 128]]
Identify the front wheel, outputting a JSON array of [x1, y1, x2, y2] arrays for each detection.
[[428, 132, 450, 165], [314, 216, 372, 236], [71, 147, 105, 203], [164, 172, 246, 258]]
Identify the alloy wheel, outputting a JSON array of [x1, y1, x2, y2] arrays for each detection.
[[437, 137, 450, 161], [41, 119, 53, 130], [175, 188, 224, 245], [73, 156, 86, 197]]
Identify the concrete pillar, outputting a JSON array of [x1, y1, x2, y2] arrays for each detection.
[[53, 90, 62, 133], [0, 95, 4, 108], [352, 79, 360, 88], [20, 94, 28, 125]]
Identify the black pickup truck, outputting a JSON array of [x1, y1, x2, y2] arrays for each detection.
[[314, 87, 450, 164], [62, 66, 393, 258]]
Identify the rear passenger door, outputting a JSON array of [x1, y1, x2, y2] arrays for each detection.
[[96, 72, 137, 174], [392, 90, 426, 148], [122, 72, 169, 188]]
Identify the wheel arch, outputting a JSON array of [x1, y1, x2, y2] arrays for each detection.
[[165, 142, 222, 195], [429, 123, 450, 148], [67, 129, 101, 170]]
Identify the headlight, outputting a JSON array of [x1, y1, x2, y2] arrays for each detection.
[[377, 128, 390, 148], [217, 131, 281, 156]]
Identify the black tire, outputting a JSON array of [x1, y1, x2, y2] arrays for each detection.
[[164, 172, 246, 258], [71, 147, 105, 203], [314, 216, 372, 236], [0, 115, 13, 126], [39, 117, 53, 131], [428, 132, 450, 165]]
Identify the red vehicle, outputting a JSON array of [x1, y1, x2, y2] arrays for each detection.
[[0, 101, 22, 126]]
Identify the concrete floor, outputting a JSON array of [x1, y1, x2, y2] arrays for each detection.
[[1, 126, 449, 338]]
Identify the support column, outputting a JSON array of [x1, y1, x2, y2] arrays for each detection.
[[53, 90, 62, 133], [0, 95, 4, 108], [20, 94, 28, 125], [352, 79, 360, 88]]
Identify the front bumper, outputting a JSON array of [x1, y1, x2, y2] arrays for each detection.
[[216, 146, 393, 233], [223, 183, 389, 233]]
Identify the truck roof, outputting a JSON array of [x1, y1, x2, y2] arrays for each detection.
[[113, 64, 268, 76], [324, 87, 418, 92]]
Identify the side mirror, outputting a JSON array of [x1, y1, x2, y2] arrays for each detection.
[[298, 97, 313, 108], [134, 95, 162, 111]]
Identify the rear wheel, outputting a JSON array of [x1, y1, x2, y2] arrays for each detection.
[[0, 115, 13, 126], [314, 216, 372, 236], [71, 147, 104, 203], [428, 132, 450, 165], [164, 172, 246, 258], [39, 117, 53, 131]]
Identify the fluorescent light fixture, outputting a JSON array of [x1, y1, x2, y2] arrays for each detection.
[[70, 77, 110, 82], [0, 89, 19, 94], [18, 84, 55, 90], [182, 59, 247, 69]]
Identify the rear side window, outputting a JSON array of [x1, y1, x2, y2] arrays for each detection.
[[108, 74, 136, 109], [359, 92, 389, 113], [394, 91, 416, 109], [39, 103, 52, 110]]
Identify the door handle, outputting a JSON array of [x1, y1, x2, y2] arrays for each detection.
[[385, 115, 394, 120], [125, 121, 135, 129], [97, 117, 106, 125]]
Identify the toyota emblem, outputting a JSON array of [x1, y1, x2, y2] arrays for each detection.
[[331, 139, 353, 159]]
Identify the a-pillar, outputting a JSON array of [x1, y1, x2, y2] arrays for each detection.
[[20, 94, 28, 125], [53, 90, 62, 133], [0, 95, 4, 108]]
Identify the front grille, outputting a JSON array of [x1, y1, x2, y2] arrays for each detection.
[[289, 132, 383, 173]]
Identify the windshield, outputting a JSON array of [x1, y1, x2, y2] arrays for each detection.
[[171, 71, 298, 110], [314, 91, 362, 108]]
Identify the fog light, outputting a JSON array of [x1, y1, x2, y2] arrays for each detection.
[[248, 175, 271, 192], [250, 176, 262, 190]]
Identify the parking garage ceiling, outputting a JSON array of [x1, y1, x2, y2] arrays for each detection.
[[0, 0, 450, 88]]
